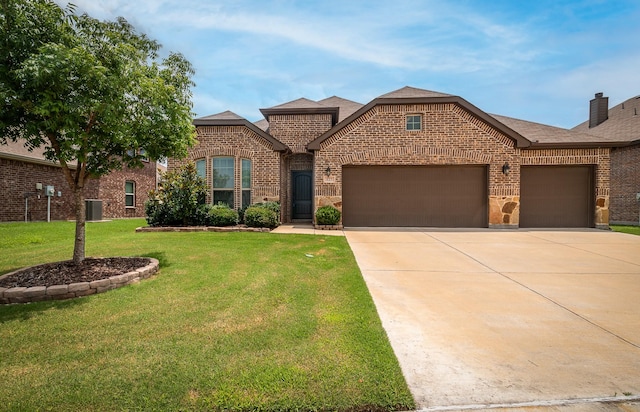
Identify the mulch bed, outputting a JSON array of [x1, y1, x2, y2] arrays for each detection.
[[0, 257, 151, 288]]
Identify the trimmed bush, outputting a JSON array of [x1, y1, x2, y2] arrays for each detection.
[[207, 204, 239, 227], [315, 206, 341, 225], [244, 206, 279, 228], [252, 201, 280, 216]]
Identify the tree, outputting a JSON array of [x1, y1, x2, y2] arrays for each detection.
[[0, 0, 196, 264]]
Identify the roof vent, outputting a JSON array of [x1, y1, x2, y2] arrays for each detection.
[[589, 92, 608, 128]]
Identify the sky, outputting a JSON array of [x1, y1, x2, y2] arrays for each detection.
[[57, 0, 640, 129]]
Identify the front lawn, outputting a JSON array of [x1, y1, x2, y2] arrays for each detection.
[[611, 225, 640, 236], [0, 219, 414, 411]]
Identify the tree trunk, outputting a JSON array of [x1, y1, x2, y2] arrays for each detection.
[[73, 188, 86, 265]]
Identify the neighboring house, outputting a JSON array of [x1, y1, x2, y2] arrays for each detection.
[[172, 86, 625, 229], [0, 139, 158, 222], [573, 93, 640, 225]]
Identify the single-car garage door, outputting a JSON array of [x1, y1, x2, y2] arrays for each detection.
[[520, 165, 594, 228], [342, 165, 487, 227]]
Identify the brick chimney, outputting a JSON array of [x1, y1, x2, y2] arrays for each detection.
[[589, 92, 608, 128]]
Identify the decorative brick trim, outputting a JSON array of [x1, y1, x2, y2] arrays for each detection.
[[320, 108, 377, 150], [490, 185, 520, 197], [0, 258, 159, 305], [243, 128, 274, 151], [315, 184, 340, 197], [452, 105, 514, 148], [520, 148, 602, 164], [339, 145, 492, 165]]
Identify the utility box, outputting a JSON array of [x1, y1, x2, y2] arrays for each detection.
[[85, 199, 103, 221]]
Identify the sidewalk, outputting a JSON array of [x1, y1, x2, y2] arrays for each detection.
[[271, 223, 345, 236]]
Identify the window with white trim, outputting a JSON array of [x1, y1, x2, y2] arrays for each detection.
[[213, 157, 234, 208], [125, 181, 135, 207]]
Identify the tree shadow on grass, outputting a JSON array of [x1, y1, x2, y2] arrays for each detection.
[[140, 251, 170, 269], [0, 295, 87, 324]]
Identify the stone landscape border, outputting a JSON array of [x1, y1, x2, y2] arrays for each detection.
[[0, 258, 159, 305], [135, 226, 271, 233]]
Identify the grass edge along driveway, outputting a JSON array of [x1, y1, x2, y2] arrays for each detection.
[[0, 219, 414, 412]]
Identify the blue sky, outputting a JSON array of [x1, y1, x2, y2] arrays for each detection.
[[60, 0, 640, 128]]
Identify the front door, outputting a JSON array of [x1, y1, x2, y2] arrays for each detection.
[[292, 171, 312, 220]]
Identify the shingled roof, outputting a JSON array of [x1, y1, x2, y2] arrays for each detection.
[[377, 86, 453, 99], [572, 95, 640, 144], [0, 139, 76, 167], [193, 111, 288, 151], [491, 114, 627, 147], [317, 96, 364, 122], [260, 98, 340, 125]]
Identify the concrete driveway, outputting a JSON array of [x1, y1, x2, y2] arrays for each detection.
[[344, 228, 640, 411]]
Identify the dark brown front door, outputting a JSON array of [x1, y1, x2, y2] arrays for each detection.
[[520, 165, 594, 228], [292, 171, 312, 220], [342, 165, 488, 227]]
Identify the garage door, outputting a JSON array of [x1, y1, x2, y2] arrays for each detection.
[[520, 165, 594, 228], [342, 165, 487, 227]]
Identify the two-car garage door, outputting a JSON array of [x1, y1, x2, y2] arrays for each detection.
[[342, 165, 488, 227]]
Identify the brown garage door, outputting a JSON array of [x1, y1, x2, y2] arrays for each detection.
[[342, 165, 487, 227], [520, 165, 594, 228]]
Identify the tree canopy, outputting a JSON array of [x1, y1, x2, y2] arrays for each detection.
[[0, 0, 197, 263]]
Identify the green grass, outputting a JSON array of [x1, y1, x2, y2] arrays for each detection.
[[0, 220, 414, 412], [611, 225, 640, 236]]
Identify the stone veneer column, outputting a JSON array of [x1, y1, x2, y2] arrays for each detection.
[[489, 196, 520, 228]]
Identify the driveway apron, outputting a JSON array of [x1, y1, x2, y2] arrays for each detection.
[[344, 229, 640, 410]]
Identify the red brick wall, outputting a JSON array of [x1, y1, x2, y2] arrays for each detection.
[[268, 114, 333, 154], [170, 125, 281, 208], [0, 158, 98, 222], [610, 145, 640, 224], [97, 162, 157, 219], [0, 158, 154, 222]]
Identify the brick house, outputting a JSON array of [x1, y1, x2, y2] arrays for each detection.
[[573, 93, 640, 225], [173, 86, 627, 229], [0, 139, 158, 222]]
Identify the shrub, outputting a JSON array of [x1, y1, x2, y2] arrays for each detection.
[[237, 205, 248, 224], [207, 204, 239, 226], [252, 201, 280, 216], [144, 163, 208, 227], [315, 206, 341, 225], [244, 206, 279, 228]]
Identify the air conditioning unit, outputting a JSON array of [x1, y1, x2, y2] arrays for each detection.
[[85, 199, 103, 221]]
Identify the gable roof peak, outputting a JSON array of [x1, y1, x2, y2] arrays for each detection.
[[195, 110, 245, 121], [266, 97, 326, 110], [378, 86, 453, 99]]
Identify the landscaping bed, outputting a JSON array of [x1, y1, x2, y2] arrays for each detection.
[[0, 257, 158, 304], [136, 225, 270, 233]]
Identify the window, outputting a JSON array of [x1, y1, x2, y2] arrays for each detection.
[[195, 159, 206, 180], [139, 149, 149, 162], [213, 157, 234, 208], [241, 159, 251, 208], [125, 181, 135, 207], [406, 114, 422, 131]]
